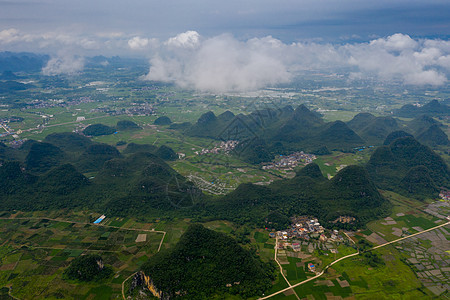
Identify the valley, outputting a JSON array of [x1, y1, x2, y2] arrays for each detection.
[[0, 62, 449, 299]]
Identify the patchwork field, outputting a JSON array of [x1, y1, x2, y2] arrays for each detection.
[[0, 213, 164, 299]]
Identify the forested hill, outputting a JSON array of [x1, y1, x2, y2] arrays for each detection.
[[346, 112, 449, 148], [185, 105, 365, 162], [394, 100, 450, 118], [141, 224, 275, 299], [0, 132, 196, 215], [208, 163, 390, 229], [366, 136, 449, 199]]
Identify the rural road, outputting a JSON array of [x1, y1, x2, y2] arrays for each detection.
[[259, 220, 450, 299]]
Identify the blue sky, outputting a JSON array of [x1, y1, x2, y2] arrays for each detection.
[[0, 0, 449, 45], [1, 0, 449, 91]]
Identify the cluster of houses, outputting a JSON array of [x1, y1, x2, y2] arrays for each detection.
[[439, 190, 449, 201], [269, 216, 344, 251], [195, 140, 239, 155], [21, 97, 94, 110], [91, 102, 155, 116], [262, 151, 316, 171]]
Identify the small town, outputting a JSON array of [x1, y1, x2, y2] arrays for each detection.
[[195, 140, 239, 155], [262, 151, 316, 170]]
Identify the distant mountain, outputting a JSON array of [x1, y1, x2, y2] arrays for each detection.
[[0, 71, 18, 80], [367, 136, 449, 198], [347, 113, 401, 145], [405, 115, 448, 147], [416, 124, 449, 147], [0, 80, 34, 93], [141, 224, 275, 299], [407, 115, 440, 134], [186, 105, 364, 163], [0, 52, 49, 72], [394, 100, 450, 118]]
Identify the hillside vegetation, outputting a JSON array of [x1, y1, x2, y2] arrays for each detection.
[[141, 224, 275, 299], [367, 136, 449, 199], [209, 163, 389, 229]]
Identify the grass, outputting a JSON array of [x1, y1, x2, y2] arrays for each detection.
[[328, 246, 434, 299]]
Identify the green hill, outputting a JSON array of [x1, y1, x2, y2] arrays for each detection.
[[407, 115, 440, 134], [155, 145, 177, 161], [348, 114, 401, 145], [64, 254, 112, 282], [416, 124, 449, 147], [235, 138, 273, 164], [185, 105, 364, 163], [154, 116, 172, 125], [383, 131, 413, 145], [0, 142, 21, 161], [38, 164, 90, 195], [44, 132, 93, 153], [141, 224, 275, 299], [116, 120, 140, 130], [83, 123, 116, 136], [25, 142, 65, 173], [122, 142, 158, 154], [211, 163, 389, 228], [347, 113, 377, 132], [0, 145, 198, 215], [0, 161, 35, 195], [399, 166, 439, 199], [295, 162, 326, 180], [76, 144, 122, 172], [367, 136, 449, 197]]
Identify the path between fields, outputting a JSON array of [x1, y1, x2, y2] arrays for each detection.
[[0, 216, 166, 300], [259, 221, 450, 299], [274, 236, 300, 300]]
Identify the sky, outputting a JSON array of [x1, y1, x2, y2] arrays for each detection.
[[1, 0, 450, 91]]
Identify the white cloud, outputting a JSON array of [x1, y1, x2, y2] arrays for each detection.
[[143, 32, 450, 91], [1, 28, 449, 86], [42, 54, 84, 75], [144, 32, 291, 92], [369, 33, 418, 51], [128, 36, 151, 50], [166, 31, 200, 49]]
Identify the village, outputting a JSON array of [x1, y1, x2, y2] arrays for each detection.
[[195, 140, 239, 155], [270, 216, 346, 254], [262, 151, 316, 171]]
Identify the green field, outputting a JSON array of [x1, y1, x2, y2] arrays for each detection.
[[0, 213, 164, 299]]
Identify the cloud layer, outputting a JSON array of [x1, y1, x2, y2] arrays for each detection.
[[1, 27, 449, 87], [142, 32, 450, 92]]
